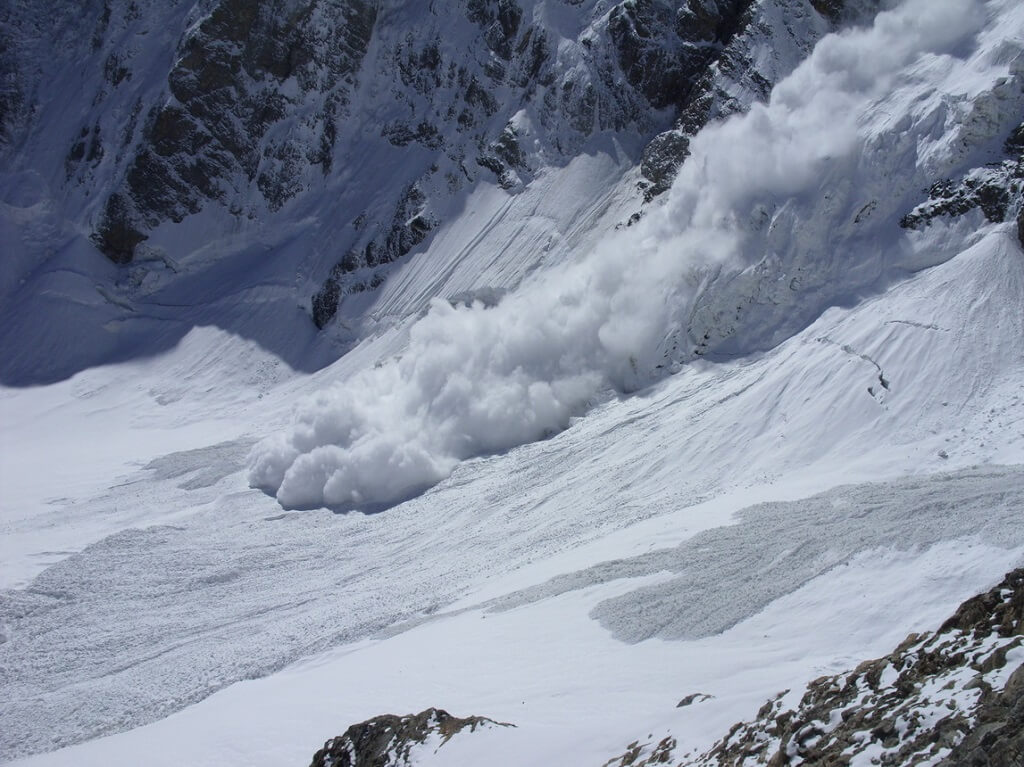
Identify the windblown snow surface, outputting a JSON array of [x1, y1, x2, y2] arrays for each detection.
[[2, 0, 1024, 765]]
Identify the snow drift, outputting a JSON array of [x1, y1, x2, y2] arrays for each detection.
[[249, 0, 1019, 510]]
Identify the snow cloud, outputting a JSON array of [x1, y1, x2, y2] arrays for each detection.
[[249, 0, 991, 510]]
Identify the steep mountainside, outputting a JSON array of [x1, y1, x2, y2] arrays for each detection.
[[0, 0, 860, 384], [1, 1, 1024, 766]]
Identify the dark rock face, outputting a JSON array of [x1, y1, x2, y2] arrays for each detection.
[[602, 569, 1024, 767], [637, 0, 825, 200], [94, 0, 377, 262], [628, 0, 757, 200], [608, 0, 738, 110], [94, 192, 148, 264], [308, 708, 512, 767], [901, 122, 1024, 234], [0, 24, 21, 147], [638, 0, 886, 201], [311, 183, 432, 328], [809, 0, 847, 20]]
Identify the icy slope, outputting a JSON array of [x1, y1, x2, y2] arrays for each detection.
[[0, 0, 840, 384]]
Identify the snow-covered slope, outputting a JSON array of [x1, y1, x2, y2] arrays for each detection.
[[1, 0, 1024, 765]]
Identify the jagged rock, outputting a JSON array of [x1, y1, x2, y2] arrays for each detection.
[[94, 0, 378, 263], [941, 665, 1024, 767], [604, 736, 678, 767], [676, 692, 713, 707], [809, 0, 845, 20], [0, 14, 24, 147], [600, 569, 1024, 766], [2, 0, 892, 335], [900, 173, 1020, 230], [93, 192, 148, 264], [311, 183, 434, 328], [641, 129, 694, 201], [608, 0, 704, 109], [637, 0, 798, 199], [637, 0, 881, 200], [466, 0, 523, 60], [618, 0, 767, 201], [308, 708, 513, 767], [901, 122, 1024, 233]]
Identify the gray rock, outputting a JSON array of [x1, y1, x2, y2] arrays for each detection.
[[94, 0, 378, 262], [900, 121, 1024, 233], [637, 0, 859, 201], [308, 708, 513, 767], [600, 568, 1024, 766]]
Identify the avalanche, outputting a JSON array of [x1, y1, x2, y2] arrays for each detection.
[[248, 0, 1023, 511], [1, 0, 1023, 765]]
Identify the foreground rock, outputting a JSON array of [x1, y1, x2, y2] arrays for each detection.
[[603, 568, 1024, 766], [308, 707, 513, 767]]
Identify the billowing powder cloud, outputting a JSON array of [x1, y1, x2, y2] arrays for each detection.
[[249, 0, 993, 510]]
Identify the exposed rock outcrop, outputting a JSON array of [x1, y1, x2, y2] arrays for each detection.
[[93, 0, 378, 262], [308, 708, 513, 767], [601, 568, 1024, 767], [637, 0, 874, 201], [900, 121, 1024, 235]]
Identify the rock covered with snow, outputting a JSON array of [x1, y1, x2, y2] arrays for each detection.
[[900, 121, 1024, 242], [307, 708, 512, 767], [603, 568, 1024, 767]]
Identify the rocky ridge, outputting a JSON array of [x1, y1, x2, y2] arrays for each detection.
[[637, 0, 848, 200], [602, 568, 1024, 767]]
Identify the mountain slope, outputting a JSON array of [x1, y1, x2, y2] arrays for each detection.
[[1, 0, 1023, 765], [0, 0, 849, 385]]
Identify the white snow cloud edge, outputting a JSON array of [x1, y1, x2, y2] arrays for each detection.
[[248, 0, 995, 510]]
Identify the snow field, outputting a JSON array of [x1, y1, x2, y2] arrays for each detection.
[[3, 218, 1024, 762], [7, 516, 1021, 767]]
